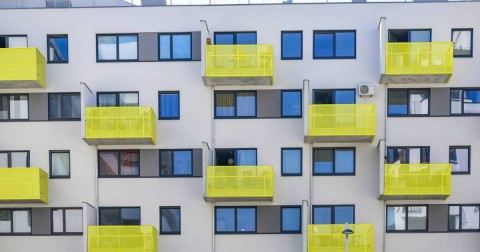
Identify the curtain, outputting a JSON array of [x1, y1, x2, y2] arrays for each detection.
[[119, 93, 139, 107], [216, 93, 235, 117], [52, 152, 69, 176], [236, 92, 255, 116], [120, 151, 139, 176], [236, 150, 256, 166], [160, 94, 179, 117]]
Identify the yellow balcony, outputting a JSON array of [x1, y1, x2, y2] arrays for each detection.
[[382, 164, 451, 200], [88, 226, 158, 252], [308, 224, 374, 252], [0, 168, 48, 203], [205, 166, 274, 202], [381, 42, 453, 84], [306, 104, 375, 143], [0, 48, 46, 88], [85, 106, 156, 145], [203, 44, 274, 86]]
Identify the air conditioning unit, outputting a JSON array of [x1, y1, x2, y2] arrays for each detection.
[[358, 84, 375, 96]]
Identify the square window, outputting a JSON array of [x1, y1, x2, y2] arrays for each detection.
[[0, 209, 31, 234], [52, 208, 83, 234], [281, 31, 302, 60], [160, 207, 181, 234], [215, 207, 256, 234], [97, 92, 139, 107], [47, 35, 68, 63], [0, 151, 29, 167], [215, 208, 235, 232], [386, 205, 427, 232], [452, 29, 473, 57], [313, 89, 355, 105], [159, 33, 192, 60], [313, 31, 356, 59], [388, 89, 429, 116], [281, 90, 302, 117], [451, 89, 480, 115], [313, 205, 354, 225], [159, 92, 180, 119], [99, 207, 140, 226], [281, 148, 302, 176], [215, 91, 256, 118], [97, 34, 138, 62], [449, 146, 470, 174], [50, 151, 70, 178], [98, 150, 139, 177], [281, 207, 301, 233], [313, 148, 355, 175], [160, 150, 193, 177], [387, 147, 429, 164], [214, 32, 257, 45], [0, 94, 29, 120], [48, 93, 81, 120], [449, 205, 480, 231]]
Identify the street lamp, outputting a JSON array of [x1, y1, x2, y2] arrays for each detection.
[[342, 222, 354, 252]]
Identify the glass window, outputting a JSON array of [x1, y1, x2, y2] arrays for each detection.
[[281, 90, 302, 117], [159, 33, 192, 60], [97, 34, 138, 61], [313, 90, 355, 104], [97, 92, 139, 107], [47, 35, 68, 63], [214, 32, 256, 45], [215, 207, 256, 234], [99, 207, 140, 226], [313, 205, 354, 224], [387, 147, 429, 164], [0, 94, 29, 120], [313, 148, 355, 175], [449, 146, 470, 174], [48, 93, 80, 120], [388, 89, 429, 116], [98, 150, 139, 177], [452, 29, 473, 57], [215, 91, 256, 118], [159, 92, 180, 119], [215, 149, 257, 166], [386, 205, 427, 232], [313, 31, 355, 59], [462, 89, 480, 114], [50, 151, 70, 178], [0, 35, 27, 48], [0, 209, 31, 234], [388, 30, 431, 42], [237, 208, 255, 232], [281, 148, 302, 176], [281, 31, 302, 60], [449, 205, 480, 231], [160, 150, 193, 177], [52, 208, 83, 234], [160, 207, 180, 234], [0, 151, 29, 167], [281, 206, 301, 233]]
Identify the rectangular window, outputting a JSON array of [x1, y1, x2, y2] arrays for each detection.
[[159, 150, 193, 177], [313, 148, 355, 175], [449, 205, 480, 231], [159, 33, 192, 60], [313, 205, 354, 224], [0, 151, 29, 167], [452, 29, 473, 57], [0, 209, 31, 234], [215, 207, 256, 234], [47, 35, 68, 63], [214, 32, 257, 45], [160, 207, 181, 234], [451, 89, 480, 115], [97, 34, 138, 62], [215, 91, 256, 118], [281, 148, 302, 176], [281, 206, 301, 233], [158, 91, 180, 119], [0, 35, 27, 48], [0, 94, 28, 120], [313, 31, 355, 59], [388, 89, 429, 116], [97, 92, 139, 107], [48, 93, 81, 120], [389, 29, 431, 42], [52, 208, 83, 234], [98, 150, 140, 177], [99, 207, 140, 226], [387, 147, 430, 164], [313, 89, 355, 104], [387, 205, 428, 232], [449, 146, 470, 174], [215, 149, 257, 166], [50, 151, 70, 178], [281, 31, 302, 60], [281, 90, 302, 118]]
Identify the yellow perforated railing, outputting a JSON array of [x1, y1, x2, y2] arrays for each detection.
[[88, 226, 158, 252], [308, 224, 374, 252], [384, 164, 451, 197], [205, 44, 274, 77], [386, 42, 453, 75], [0, 48, 46, 88], [206, 166, 274, 199], [85, 106, 156, 144], [308, 104, 375, 137], [0, 168, 48, 203]]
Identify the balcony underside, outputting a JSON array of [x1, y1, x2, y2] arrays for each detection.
[[305, 135, 374, 143], [83, 137, 155, 145], [204, 196, 273, 202], [0, 199, 47, 204], [203, 76, 272, 86], [379, 194, 449, 200], [0, 80, 43, 89], [380, 74, 451, 84]]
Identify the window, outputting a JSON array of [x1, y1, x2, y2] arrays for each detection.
[[50, 151, 70, 178], [313, 89, 355, 104], [48, 93, 80, 120], [313, 148, 355, 175], [281, 206, 301, 233], [47, 35, 68, 63], [51, 208, 83, 234], [281, 31, 302, 60], [98, 150, 139, 177], [99, 207, 140, 225], [0, 209, 31, 234], [214, 32, 257, 45], [388, 89, 429, 116], [281, 90, 302, 117], [451, 89, 480, 115], [0, 94, 29, 120], [160, 207, 181, 234], [449, 205, 480, 231], [97, 34, 138, 61], [313, 31, 355, 59], [449, 146, 470, 174], [97, 92, 139, 107], [452, 29, 473, 57], [214, 91, 256, 118], [313, 205, 354, 224], [0, 35, 27, 48], [281, 148, 302, 176], [159, 33, 192, 60], [386, 205, 427, 232], [159, 150, 192, 177], [215, 207, 256, 233], [0, 151, 29, 167], [158, 91, 180, 119], [215, 149, 257, 166], [388, 29, 431, 42], [387, 147, 430, 164]]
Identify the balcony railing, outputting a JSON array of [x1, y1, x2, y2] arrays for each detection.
[[384, 164, 451, 199], [308, 224, 374, 252], [0, 168, 48, 203], [205, 166, 274, 201], [85, 106, 156, 145], [88, 225, 158, 252], [0, 48, 46, 88]]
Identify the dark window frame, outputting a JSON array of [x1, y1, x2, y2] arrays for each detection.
[[96, 91, 139, 107], [386, 205, 429, 233], [49, 150, 71, 179], [448, 204, 480, 232], [214, 206, 257, 234], [312, 89, 356, 104], [48, 92, 81, 121], [158, 32, 193, 61], [96, 34, 139, 62], [388, 29, 432, 43], [214, 91, 258, 119], [312, 147, 356, 176], [0, 93, 29, 121], [50, 208, 83, 235], [280, 206, 302, 234], [386, 146, 430, 164], [449, 146, 471, 175], [158, 91, 180, 120], [47, 34, 69, 64], [281, 31, 303, 60], [215, 148, 258, 166], [97, 150, 140, 178], [98, 207, 141, 226], [281, 89, 303, 118], [313, 30, 356, 59], [451, 28, 473, 58], [0, 208, 32, 235], [450, 88, 480, 116], [213, 31, 258, 45], [312, 205, 355, 224], [387, 88, 431, 117], [159, 206, 181, 235], [159, 149, 194, 177], [0, 150, 30, 167], [281, 148, 302, 176]]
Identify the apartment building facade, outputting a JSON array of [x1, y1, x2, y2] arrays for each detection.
[[0, 1, 479, 252]]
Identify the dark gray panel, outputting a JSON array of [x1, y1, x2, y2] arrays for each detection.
[[29, 93, 48, 121], [140, 150, 159, 177], [32, 208, 51, 235], [428, 204, 448, 232], [141, 0, 167, 6], [192, 149, 203, 177], [257, 206, 280, 234], [257, 90, 281, 118], [430, 88, 450, 116], [192, 31, 201, 61], [139, 33, 159, 62]]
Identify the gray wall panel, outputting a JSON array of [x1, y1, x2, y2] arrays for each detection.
[[29, 93, 48, 121], [140, 149, 159, 177], [430, 88, 450, 116], [192, 148, 203, 177], [428, 204, 448, 232], [139, 33, 158, 62], [192, 31, 201, 61], [32, 208, 51, 235], [257, 90, 281, 118], [257, 206, 280, 234]]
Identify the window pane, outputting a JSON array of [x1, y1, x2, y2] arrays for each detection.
[[314, 33, 333, 58], [409, 90, 429, 115], [173, 151, 192, 175], [452, 30, 472, 57], [450, 147, 469, 173], [49, 94, 61, 119], [334, 90, 355, 104], [387, 206, 405, 231], [98, 93, 117, 107], [52, 209, 64, 233], [215, 93, 235, 117], [314, 90, 333, 104], [99, 152, 119, 176], [388, 90, 408, 115], [335, 32, 355, 57], [387, 148, 407, 164], [160, 151, 172, 176], [236, 33, 256, 45], [408, 147, 429, 164], [0, 95, 8, 119], [65, 209, 83, 233], [119, 93, 139, 107], [161, 208, 180, 233], [172, 34, 191, 59], [236, 208, 255, 232], [98, 36, 117, 60], [236, 150, 256, 166], [120, 151, 139, 176], [216, 208, 235, 232], [159, 93, 179, 118], [313, 207, 331, 224], [51, 152, 70, 177], [121, 208, 140, 225], [8, 36, 27, 48], [118, 35, 137, 60], [0, 210, 12, 233], [9, 95, 28, 119], [11, 152, 28, 167], [334, 206, 354, 224], [463, 90, 480, 114], [100, 208, 121, 225], [63, 94, 81, 118], [282, 32, 302, 59], [461, 206, 480, 230], [450, 90, 462, 114], [215, 34, 234, 45], [335, 150, 354, 174], [48, 36, 68, 62], [410, 30, 431, 42], [282, 149, 302, 175], [0, 153, 8, 167], [12, 210, 31, 233], [313, 149, 333, 174], [407, 206, 427, 230], [282, 91, 301, 117], [282, 207, 301, 232], [159, 35, 171, 59], [449, 206, 460, 230], [236, 92, 256, 117]]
